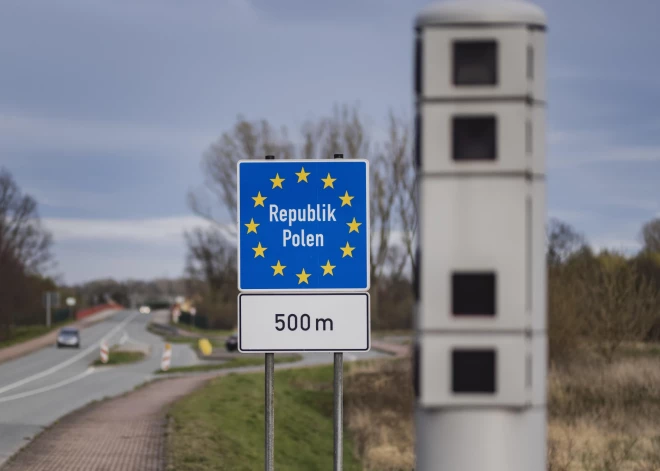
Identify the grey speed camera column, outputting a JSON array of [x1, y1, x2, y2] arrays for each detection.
[[412, 1, 547, 470]]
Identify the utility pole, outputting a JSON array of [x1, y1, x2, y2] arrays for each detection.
[[46, 293, 51, 328], [413, 1, 548, 469]]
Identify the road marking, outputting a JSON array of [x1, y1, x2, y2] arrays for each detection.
[[0, 368, 96, 404], [0, 311, 140, 397]]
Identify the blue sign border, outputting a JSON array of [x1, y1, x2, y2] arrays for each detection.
[[236, 159, 370, 292]]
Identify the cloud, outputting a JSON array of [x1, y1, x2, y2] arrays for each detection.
[[0, 111, 217, 159], [54, 243, 189, 284], [574, 146, 660, 165], [549, 142, 660, 169], [590, 238, 642, 255], [547, 128, 611, 147], [547, 209, 592, 224], [43, 216, 227, 245], [25, 187, 114, 213], [598, 196, 658, 212], [547, 65, 589, 81]]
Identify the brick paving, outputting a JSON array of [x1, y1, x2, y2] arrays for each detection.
[[1, 375, 212, 471], [1, 341, 407, 470]]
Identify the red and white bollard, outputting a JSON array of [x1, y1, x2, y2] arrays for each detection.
[[100, 340, 109, 364], [161, 343, 171, 372]]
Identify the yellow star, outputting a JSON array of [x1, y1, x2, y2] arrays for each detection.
[[252, 191, 267, 207], [346, 217, 362, 233], [271, 260, 286, 276], [252, 242, 267, 258], [340, 242, 355, 258], [321, 260, 336, 276], [296, 268, 311, 284], [295, 167, 310, 183], [339, 191, 354, 207], [321, 173, 336, 189], [270, 173, 285, 189], [245, 218, 259, 234]]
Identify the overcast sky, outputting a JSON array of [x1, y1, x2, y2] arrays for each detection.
[[1, 0, 659, 284]]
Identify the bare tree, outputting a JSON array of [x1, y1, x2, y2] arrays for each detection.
[[188, 116, 295, 226], [186, 104, 417, 328], [0, 168, 54, 339], [547, 262, 589, 364], [184, 227, 237, 299], [546, 218, 587, 267], [387, 112, 416, 277], [640, 217, 660, 253], [581, 254, 660, 363], [0, 169, 53, 274]]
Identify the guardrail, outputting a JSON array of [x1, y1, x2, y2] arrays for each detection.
[[148, 322, 179, 337], [75, 303, 124, 321]]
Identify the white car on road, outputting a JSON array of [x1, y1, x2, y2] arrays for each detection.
[[56, 327, 80, 349]]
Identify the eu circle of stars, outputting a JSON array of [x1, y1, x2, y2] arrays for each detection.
[[237, 160, 369, 291]]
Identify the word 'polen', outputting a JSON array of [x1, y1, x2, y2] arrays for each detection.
[[283, 229, 324, 247]]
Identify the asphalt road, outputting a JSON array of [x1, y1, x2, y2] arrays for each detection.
[[0, 309, 196, 466], [0, 309, 388, 466]]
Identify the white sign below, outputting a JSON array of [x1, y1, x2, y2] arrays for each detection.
[[238, 293, 370, 353]]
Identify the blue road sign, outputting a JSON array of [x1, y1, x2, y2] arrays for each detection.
[[237, 159, 370, 292]]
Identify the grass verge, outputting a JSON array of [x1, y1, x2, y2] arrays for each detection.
[[371, 329, 412, 339], [147, 324, 225, 347], [155, 354, 302, 374], [92, 350, 146, 367], [340, 346, 660, 471], [0, 320, 74, 349], [172, 322, 234, 338], [166, 364, 362, 471]]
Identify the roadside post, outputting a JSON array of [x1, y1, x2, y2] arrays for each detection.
[[100, 340, 109, 364], [161, 343, 172, 372], [66, 297, 76, 320], [43, 291, 60, 328], [237, 154, 371, 471], [413, 1, 548, 469]]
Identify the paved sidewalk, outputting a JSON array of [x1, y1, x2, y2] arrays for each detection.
[[0, 342, 405, 470], [371, 339, 411, 357], [149, 309, 206, 339], [1, 375, 212, 471], [0, 308, 122, 366]]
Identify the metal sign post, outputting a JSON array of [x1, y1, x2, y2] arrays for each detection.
[[265, 351, 274, 471], [264, 154, 275, 471], [333, 151, 344, 471], [236, 153, 371, 470], [333, 351, 343, 471], [43, 291, 61, 327]]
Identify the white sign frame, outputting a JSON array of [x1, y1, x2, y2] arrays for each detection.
[[238, 292, 371, 353]]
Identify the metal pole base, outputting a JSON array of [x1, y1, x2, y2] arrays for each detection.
[[265, 353, 274, 471], [334, 352, 344, 471]]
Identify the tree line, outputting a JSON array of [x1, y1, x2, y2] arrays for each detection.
[[0, 167, 55, 340], [184, 104, 416, 330], [548, 218, 660, 364], [183, 102, 660, 365]]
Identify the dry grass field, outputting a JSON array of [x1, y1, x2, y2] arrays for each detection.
[[344, 345, 660, 471]]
